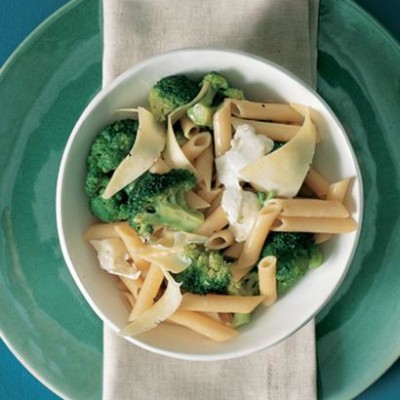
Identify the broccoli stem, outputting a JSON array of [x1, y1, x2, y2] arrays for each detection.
[[232, 313, 252, 328]]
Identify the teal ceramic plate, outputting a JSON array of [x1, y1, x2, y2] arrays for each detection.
[[0, 0, 399, 399]]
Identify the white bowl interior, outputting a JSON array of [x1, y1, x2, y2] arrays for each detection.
[[56, 48, 362, 361]]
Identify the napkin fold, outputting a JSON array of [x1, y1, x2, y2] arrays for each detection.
[[102, 1, 319, 399]]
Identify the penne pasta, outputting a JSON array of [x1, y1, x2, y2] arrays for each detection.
[[168, 311, 239, 342], [314, 178, 352, 244], [268, 198, 349, 218], [129, 263, 164, 321], [120, 276, 144, 300], [233, 203, 282, 278], [196, 187, 222, 204], [181, 132, 212, 161], [180, 115, 201, 139], [204, 189, 223, 217], [272, 216, 357, 233], [195, 206, 228, 236], [257, 256, 277, 306], [223, 241, 245, 259], [327, 178, 351, 203], [179, 293, 265, 314], [231, 117, 300, 142], [83, 222, 128, 240], [304, 168, 330, 199], [213, 99, 233, 156], [185, 191, 210, 210], [121, 291, 137, 311], [193, 146, 214, 191], [230, 99, 304, 124], [206, 229, 235, 250]]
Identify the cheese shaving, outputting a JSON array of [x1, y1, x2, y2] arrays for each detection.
[[119, 271, 182, 337], [239, 110, 317, 197], [103, 107, 166, 199], [89, 238, 141, 279]]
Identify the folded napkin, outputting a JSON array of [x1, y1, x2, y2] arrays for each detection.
[[102, 1, 319, 399]]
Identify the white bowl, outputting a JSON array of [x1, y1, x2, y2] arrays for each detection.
[[56, 48, 363, 361]]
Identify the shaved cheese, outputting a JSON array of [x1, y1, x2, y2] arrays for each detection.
[[162, 82, 211, 178], [163, 117, 200, 178], [89, 238, 141, 279], [120, 271, 182, 337], [239, 111, 317, 198], [134, 245, 190, 273], [103, 107, 166, 199]]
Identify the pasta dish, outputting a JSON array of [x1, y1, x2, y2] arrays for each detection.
[[83, 72, 357, 342]]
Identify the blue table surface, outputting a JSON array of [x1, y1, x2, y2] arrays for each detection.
[[1, 0, 399, 399]]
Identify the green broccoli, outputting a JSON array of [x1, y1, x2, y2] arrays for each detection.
[[87, 119, 138, 174], [128, 169, 204, 237], [186, 72, 244, 128], [174, 244, 232, 295], [85, 119, 138, 222], [227, 269, 260, 296], [148, 74, 199, 122], [262, 232, 323, 293]]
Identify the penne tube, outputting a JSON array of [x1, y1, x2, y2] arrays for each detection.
[[231, 117, 300, 142], [257, 256, 277, 306], [314, 178, 352, 243], [204, 189, 223, 217], [180, 115, 201, 139], [196, 187, 222, 204], [193, 145, 214, 191], [304, 168, 330, 199], [233, 203, 282, 276], [271, 216, 357, 233], [120, 276, 144, 300], [181, 132, 212, 161], [314, 232, 332, 244], [230, 99, 303, 124], [195, 206, 228, 236], [168, 311, 239, 342], [213, 99, 233, 156], [206, 229, 235, 250], [121, 291, 137, 311], [114, 224, 144, 249], [84, 222, 128, 240], [129, 263, 165, 321], [179, 293, 265, 314], [223, 241, 245, 259], [185, 191, 210, 210], [327, 178, 351, 203], [114, 224, 152, 273], [269, 198, 349, 218]]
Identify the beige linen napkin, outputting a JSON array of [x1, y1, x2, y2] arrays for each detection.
[[102, 1, 319, 399]]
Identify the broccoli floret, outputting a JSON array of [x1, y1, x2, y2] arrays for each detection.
[[85, 173, 132, 222], [148, 75, 199, 122], [186, 72, 244, 128], [174, 244, 232, 295], [262, 232, 323, 293], [227, 269, 260, 296], [87, 119, 138, 174], [85, 118, 138, 222], [128, 169, 204, 237], [89, 190, 130, 222]]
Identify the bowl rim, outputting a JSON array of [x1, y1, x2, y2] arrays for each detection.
[[56, 46, 364, 361]]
